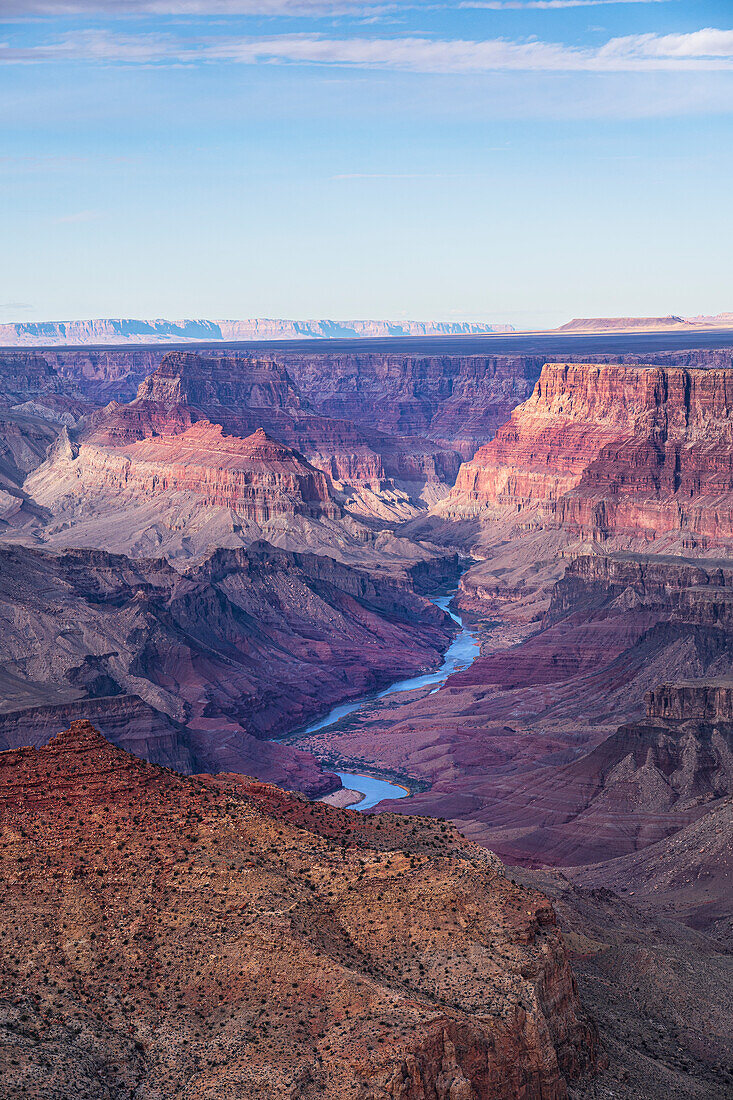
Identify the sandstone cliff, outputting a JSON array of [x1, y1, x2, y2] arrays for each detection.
[[438, 362, 733, 553], [0, 721, 597, 1099]]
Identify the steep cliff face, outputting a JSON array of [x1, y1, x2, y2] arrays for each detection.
[[0, 541, 452, 785], [439, 362, 733, 551], [0, 354, 84, 521], [0, 351, 65, 403], [42, 346, 164, 402], [276, 352, 545, 457], [137, 351, 306, 411], [646, 680, 733, 721], [29, 422, 341, 525], [0, 721, 597, 1100]]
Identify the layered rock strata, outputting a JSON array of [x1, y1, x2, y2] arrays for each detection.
[[438, 362, 733, 552], [298, 551, 733, 867], [0, 721, 597, 1099], [22, 353, 466, 563], [30, 422, 341, 524], [0, 540, 452, 789]]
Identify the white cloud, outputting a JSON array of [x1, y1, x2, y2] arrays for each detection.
[[2, 26, 733, 73], [460, 1, 668, 8], [0, 0, 672, 12], [0, 1, 389, 12]]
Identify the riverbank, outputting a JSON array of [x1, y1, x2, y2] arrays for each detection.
[[300, 575, 481, 811]]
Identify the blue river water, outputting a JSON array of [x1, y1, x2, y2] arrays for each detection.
[[305, 587, 481, 810]]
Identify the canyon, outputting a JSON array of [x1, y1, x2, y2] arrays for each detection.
[[435, 361, 733, 550], [20, 352, 468, 559], [1, 332, 733, 1097], [0, 540, 453, 794]]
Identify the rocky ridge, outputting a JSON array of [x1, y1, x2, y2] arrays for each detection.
[[0, 539, 452, 791], [0, 720, 596, 1100], [0, 316, 514, 346]]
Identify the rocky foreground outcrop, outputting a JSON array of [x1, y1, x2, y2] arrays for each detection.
[[0, 720, 597, 1099], [437, 361, 733, 552], [0, 540, 453, 789]]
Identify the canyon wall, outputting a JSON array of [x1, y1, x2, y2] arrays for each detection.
[[439, 362, 733, 552], [29, 423, 342, 526], [0, 540, 452, 788], [21, 352, 468, 554], [273, 352, 546, 456]]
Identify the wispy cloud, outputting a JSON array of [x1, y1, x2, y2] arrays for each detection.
[[0, 0, 675, 12], [0, 0, 392, 13], [54, 209, 102, 223], [3, 27, 732, 73], [459, 1, 669, 9]]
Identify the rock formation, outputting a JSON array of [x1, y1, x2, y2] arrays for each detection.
[[0, 353, 90, 526], [553, 317, 694, 333], [437, 362, 733, 552], [0, 720, 597, 1099], [0, 316, 514, 346], [20, 352, 468, 562], [30, 421, 341, 525], [272, 351, 546, 458], [0, 540, 452, 790], [297, 551, 733, 867]]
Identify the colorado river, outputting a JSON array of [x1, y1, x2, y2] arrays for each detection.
[[306, 583, 481, 810]]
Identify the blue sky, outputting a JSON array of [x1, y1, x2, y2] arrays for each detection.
[[2, 0, 732, 327]]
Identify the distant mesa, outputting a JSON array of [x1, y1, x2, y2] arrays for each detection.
[[554, 315, 693, 333], [0, 316, 516, 346]]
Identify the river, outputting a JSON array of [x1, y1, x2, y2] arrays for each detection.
[[304, 584, 481, 811]]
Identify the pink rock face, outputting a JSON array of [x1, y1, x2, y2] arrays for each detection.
[[442, 362, 733, 549], [89, 422, 341, 522]]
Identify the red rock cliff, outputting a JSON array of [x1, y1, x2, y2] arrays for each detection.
[[441, 362, 733, 549]]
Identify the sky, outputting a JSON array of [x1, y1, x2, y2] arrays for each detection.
[[1, 0, 732, 328]]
